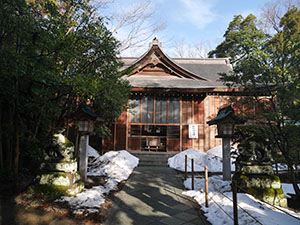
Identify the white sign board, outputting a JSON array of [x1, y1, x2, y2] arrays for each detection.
[[189, 124, 198, 139]]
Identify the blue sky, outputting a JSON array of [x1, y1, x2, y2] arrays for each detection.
[[156, 0, 266, 44], [102, 0, 273, 57]]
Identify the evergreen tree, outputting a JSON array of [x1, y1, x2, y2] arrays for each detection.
[[209, 10, 300, 198], [0, 0, 130, 179]]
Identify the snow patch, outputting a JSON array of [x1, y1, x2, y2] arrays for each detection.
[[169, 147, 300, 224], [281, 183, 300, 198], [57, 148, 139, 214], [184, 177, 300, 225], [168, 148, 235, 172]]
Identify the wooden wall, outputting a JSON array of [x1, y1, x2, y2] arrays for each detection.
[[181, 95, 229, 152], [103, 94, 230, 152], [203, 95, 229, 151]]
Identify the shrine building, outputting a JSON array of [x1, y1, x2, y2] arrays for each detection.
[[103, 38, 239, 153]]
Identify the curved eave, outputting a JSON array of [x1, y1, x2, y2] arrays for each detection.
[[122, 43, 209, 81], [130, 86, 247, 95]]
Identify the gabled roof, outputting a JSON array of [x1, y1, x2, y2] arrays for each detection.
[[121, 38, 233, 90]]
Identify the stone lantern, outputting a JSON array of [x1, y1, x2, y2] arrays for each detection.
[[207, 105, 245, 180], [73, 103, 97, 183]]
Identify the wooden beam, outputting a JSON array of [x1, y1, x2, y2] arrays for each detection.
[[180, 96, 182, 152], [192, 96, 194, 149], [126, 108, 129, 150]]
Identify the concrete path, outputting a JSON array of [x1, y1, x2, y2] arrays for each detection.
[[104, 167, 210, 225]]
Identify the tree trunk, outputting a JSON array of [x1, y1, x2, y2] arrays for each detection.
[[7, 104, 14, 169], [0, 107, 3, 169], [14, 126, 20, 177], [0, 134, 3, 170]]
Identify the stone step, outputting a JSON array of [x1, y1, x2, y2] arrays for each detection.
[[138, 161, 167, 167], [132, 152, 177, 167]]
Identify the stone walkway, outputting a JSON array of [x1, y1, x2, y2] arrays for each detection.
[[104, 167, 210, 225]]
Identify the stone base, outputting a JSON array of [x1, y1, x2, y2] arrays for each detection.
[[35, 181, 84, 197], [235, 174, 281, 189], [40, 160, 77, 173], [38, 171, 83, 196], [233, 173, 287, 208], [39, 172, 81, 187], [248, 187, 287, 208]]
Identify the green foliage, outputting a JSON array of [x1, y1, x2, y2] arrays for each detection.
[[208, 14, 268, 65], [232, 125, 284, 163], [211, 8, 300, 197], [0, 0, 130, 176]]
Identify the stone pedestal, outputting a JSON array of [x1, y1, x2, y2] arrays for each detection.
[[233, 162, 287, 207], [233, 138, 287, 208], [236, 162, 274, 175], [38, 134, 84, 196], [79, 135, 88, 182], [222, 137, 231, 180]]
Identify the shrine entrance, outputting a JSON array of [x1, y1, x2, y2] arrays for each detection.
[[129, 125, 180, 152]]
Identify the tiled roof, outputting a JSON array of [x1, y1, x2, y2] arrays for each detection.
[[126, 75, 225, 89], [120, 39, 233, 89]]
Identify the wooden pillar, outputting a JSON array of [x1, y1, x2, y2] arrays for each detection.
[[113, 122, 116, 150], [126, 109, 129, 150], [180, 96, 183, 151], [232, 180, 238, 225], [192, 96, 195, 149]]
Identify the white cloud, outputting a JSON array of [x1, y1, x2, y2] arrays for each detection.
[[177, 0, 218, 29], [240, 9, 258, 18]]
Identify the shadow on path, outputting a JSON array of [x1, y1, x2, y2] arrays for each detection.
[[104, 167, 210, 225]]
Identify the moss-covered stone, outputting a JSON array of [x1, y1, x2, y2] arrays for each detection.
[[239, 164, 274, 175], [40, 173, 70, 186], [235, 174, 281, 189], [41, 160, 77, 173], [31, 184, 68, 199], [234, 173, 287, 208], [38, 133, 83, 198], [247, 187, 287, 207], [31, 181, 84, 198], [44, 134, 75, 161], [64, 136, 74, 147]]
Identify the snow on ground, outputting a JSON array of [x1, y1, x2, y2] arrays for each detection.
[[168, 147, 235, 172], [272, 163, 300, 171], [57, 147, 139, 215], [282, 183, 300, 198], [273, 163, 288, 171], [206, 145, 224, 158], [184, 175, 232, 193], [183, 176, 300, 225], [87, 145, 100, 158], [168, 147, 300, 224], [88, 150, 139, 182]]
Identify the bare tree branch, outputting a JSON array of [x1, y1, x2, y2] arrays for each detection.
[[259, 0, 300, 34], [172, 38, 211, 58], [95, 0, 166, 53]]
